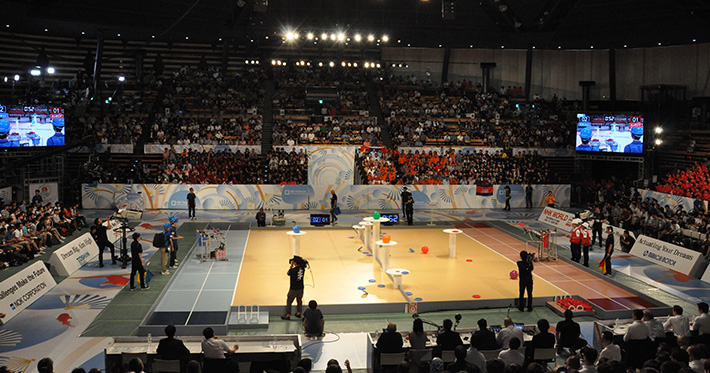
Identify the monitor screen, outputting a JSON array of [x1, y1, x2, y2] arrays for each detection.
[[0, 103, 65, 147], [514, 323, 524, 330], [490, 325, 502, 333], [575, 113, 643, 154]]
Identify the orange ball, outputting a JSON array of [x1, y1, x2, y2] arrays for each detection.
[[421, 246, 429, 254], [382, 235, 391, 244]]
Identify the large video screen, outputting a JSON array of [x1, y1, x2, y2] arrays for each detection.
[[0, 103, 65, 147], [575, 113, 643, 154]]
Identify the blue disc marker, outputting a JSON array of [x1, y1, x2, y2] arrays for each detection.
[[414, 297, 423, 301], [405, 292, 413, 296], [369, 279, 376, 283], [377, 284, 385, 288], [358, 286, 366, 290]]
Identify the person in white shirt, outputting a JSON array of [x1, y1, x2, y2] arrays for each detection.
[[496, 317, 524, 349], [624, 309, 651, 342], [498, 337, 524, 367], [597, 331, 621, 365], [643, 311, 666, 343], [579, 347, 598, 373], [692, 302, 710, 336], [664, 305, 691, 338], [201, 327, 238, 359], [465, 335, 487, 373]]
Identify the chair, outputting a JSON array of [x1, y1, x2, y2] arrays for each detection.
[[152, 358, 180, 373], [532, 348, 557, 371], [203, 358, 228, 373], [441, 350, 456, 363], [380, 352, 407, 367], [482, 349, 502, 361], [408, 349, 433, 365]]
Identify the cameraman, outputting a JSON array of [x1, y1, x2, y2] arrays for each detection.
[[282, 255, 307, 320], [517, 250, 534, 312]]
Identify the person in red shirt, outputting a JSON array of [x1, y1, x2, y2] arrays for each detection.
[[569, 219, 583, 263]]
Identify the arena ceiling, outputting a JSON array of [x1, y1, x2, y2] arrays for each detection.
[[4, 0, 710, 49]]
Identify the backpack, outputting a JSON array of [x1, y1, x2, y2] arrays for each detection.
[[152, 232, 165, 248]]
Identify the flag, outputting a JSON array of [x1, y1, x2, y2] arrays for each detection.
[[598, 258, 606, 274], [476, 185, 493, 196]]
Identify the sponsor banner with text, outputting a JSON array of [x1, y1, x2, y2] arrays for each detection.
[[0, 261, 56, 322], [630, 235, 707, 278], [537, 207, 575, 232], [47, 233, 99, 277]]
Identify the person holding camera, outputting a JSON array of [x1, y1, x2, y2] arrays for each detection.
[[517, 250, 534, 312], [282, 256, 307, 320]]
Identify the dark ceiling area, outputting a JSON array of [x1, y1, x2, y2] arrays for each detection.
[[4, 0, 710, 49]]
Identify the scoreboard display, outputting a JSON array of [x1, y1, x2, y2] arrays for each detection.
[[310, 214, 331, 226], [380, 213, 399, 225], [0, 103, 66, 147]]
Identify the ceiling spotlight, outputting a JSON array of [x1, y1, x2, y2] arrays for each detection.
[[655, 126, 663, 134], [30, 69, 41, 76], [246, 60, 250, 64], [329, 61, 335, 67], [219, 38, 222, 41], [353, 62, 357, 67], [307, 32, 314, 40], [321, 33, 328, 40], [46, 67, 55, 74], [44, 28, 48, 32], [658, 42, 662, 46], [2, 77, 6, 83], [624, 44, 628, 48], [368, 34, 375, 42], [590, 46, 594, 49], [354, 34, 362, 42], [294, 33, 299, 39], [655, 139, 663, 145], [118, 75, 126, 82], [318, 62, 323, 67], [383, 35, 389, 42], [341, 61, 346, 67], [152, 35, 155, 38], [376, 63, 381, 68], [337, 33, 345, 41], [277, 60, 282, 65], [117, 33, 121, 37], [14, 74, 20, 81], [251, 60, 256, 64], [185, 36, 189, 40], [271, 59, 276, 65], [286, 31, 294, 40], [300, 60, 305, 66], [81, 31, 85, 35], [365, 62, 370, 68], [330, 34, 336, 41], [693, 39, 697, 42]]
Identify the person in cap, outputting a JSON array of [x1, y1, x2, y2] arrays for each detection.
[[576, 127, 593, 151], [282, 255, 307, 320], [168, 216, 182, 268], [0, 119, 11, 147], [569, 219, 583, 263], [46, 117, 65, 146], [624, 126, 643, 153], [581, 222, 592, 267], [130, 232, 150, 291], [401, 187, 414, 225], [161, 222, 173, 275]]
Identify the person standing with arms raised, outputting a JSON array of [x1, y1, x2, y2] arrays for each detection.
[[282, 255, 307, 320], [517, 250, 534, 312]]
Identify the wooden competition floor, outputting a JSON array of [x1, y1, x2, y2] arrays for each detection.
[[233, 225, 564, 310]]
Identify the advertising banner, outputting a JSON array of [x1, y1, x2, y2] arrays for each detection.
[[630, 235, 707, 278], [83, 183, 571, 211], [29, 182, 59, 204], [47, 233, 99, 277], [537, 207, 575, 232], [0, 261, 56, 322]]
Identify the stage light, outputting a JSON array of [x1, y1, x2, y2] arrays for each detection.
[[152, 35, 155, 39], [286, 31, 294, 40], [590, 45, 594, 49], [354, 34, 362, 42], [14, 74, 20, 81], [251, 60, 256, 64], [246, 60, 250, 64], [330, 34, 336, 41], [321, 33, 328, 40], [271, 60, 276, 65], [307, 32, 314, 40], [347, 62, 352, 67], [376, 63, 381, 68], [364, 62, 370, 68], [318, 62, 323, 67], [353, 62, 357, 67], [30, 69, 41, 76], [44, 28, 48, 32], [118, 75, 126, 82], [3, 77, 6, 83], [117, 33, 121, 37], [624, 44, 628, 48], [300, 60, 305, 66], [398, 63, 403, 68], [46, 67, 55, 74], [655, 139, 663, 145], [658, 42, 662, 46], [277, 60, 282, 65], [329, 61, 334, 67], [337, 33, 345, 41], [341, 61, 346, 67], [655, 127, 663, 134], [391, 63, 396, 67], [693, 39, 697, 42], [368, 34, 375, 42], [293, 33, 299, 39], [81, 31, 85, 35], [382, 35, 389, 42], [306, 62, 311, 66]]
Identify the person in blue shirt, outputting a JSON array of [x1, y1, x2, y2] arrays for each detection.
[[576, 128, 593, 151], [46, 117, 65, 146], [624, 126, 643, 153], [0, 119, 12, 147], [168, 215, 183, 268]]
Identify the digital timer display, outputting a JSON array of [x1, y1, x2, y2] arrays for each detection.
[[310, 214, 331, 226], [380, 213, 399, 225]]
